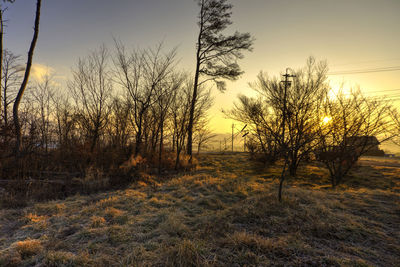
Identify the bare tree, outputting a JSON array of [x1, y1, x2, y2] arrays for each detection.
[[51, 92, 76, 148], [227, 95, 281, 162], [194, 118, 216, 154], [187, 0, 253, 161], [69, 45, 113, 153], [317, 89, 392, 188], [172, 77, 212, 169], [171, 78, 192, 169], [154, 73, 183, 172], [107, 96, 131, 150], [0, 1, 14, 117], [30, 73, 54, 152], [12, 0, 42, 155], [0, 3, 4, 115], [280, 59, 328, 176], [1, 50, 21, 125], [229, 58, 329, 201], [113, 42, 176, 157]]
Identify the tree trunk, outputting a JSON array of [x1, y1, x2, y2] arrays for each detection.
[[187, 2, 204, 163], [175, 146, 181, 170], [278, 176, 284, 202], [172, 131, 175, 153], [90, 130, 98, 153], [13, 0, 42, 156], [187, 64, 200, 162], [331, 175, 337, 189], [289, 161, 297, 177], [0, 8, 3, 121], [158, 119, 164, 174], [134, 116, 143, 157]]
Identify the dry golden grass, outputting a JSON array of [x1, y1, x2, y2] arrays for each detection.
[[15, 239, 43, 258], [0, 153, 399, 266]]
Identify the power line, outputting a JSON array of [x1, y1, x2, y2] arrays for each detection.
[[333, 88, 400, 102], [331, 58, 400, 68], [342, 93, 400, 99], [350, 89, 400, 96], [334, 88, 400, 96], [328, 66, 400, 75], [364, 88, 400, 93]]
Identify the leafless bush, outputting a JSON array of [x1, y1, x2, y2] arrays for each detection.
[[316, 89, 392, 187]]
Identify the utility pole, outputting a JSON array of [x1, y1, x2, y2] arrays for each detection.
[[278, 68, 296, 202], [231, 123, 234, 152], [281, 68, 296, 142]]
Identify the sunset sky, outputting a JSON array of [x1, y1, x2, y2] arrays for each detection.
[[3, 0, 400, 136]]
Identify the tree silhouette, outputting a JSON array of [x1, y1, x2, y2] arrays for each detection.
[[12, 0, 42, 155], [2, 50, 21, 126], [0, 1, 16, 116], [69, 46, 113, 153], [187, 0, 253, 161], [228, 58, 329, 201]]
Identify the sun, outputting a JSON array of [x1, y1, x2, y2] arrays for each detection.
[[322, 116, 332, 124]]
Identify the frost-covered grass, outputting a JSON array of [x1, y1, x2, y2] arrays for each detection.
[[0, 153, 399, 266]]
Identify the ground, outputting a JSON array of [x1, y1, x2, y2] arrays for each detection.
[[0, 153, 399, 266]]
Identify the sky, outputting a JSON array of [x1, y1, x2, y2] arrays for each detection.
[[2, 0, 400, 148]]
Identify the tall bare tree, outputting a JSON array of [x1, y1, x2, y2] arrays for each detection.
[[2, 50, 21, 125], [69, 45, 113, 153], [0, 4, 4, 115], [12, 0, 41, 155], [171, 78, 192, 169], [113, 42, 176, 157], [187, 0, 253, 161], [0, 1, 14, 117], [154, 73, 183, 172], [169, 77, 211, 169]]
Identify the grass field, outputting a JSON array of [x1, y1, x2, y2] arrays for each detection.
[[0, 153, 399, 266]]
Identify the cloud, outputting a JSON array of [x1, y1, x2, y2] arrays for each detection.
[[29, 63, 68, 87], [30, 64, 55, 83]]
